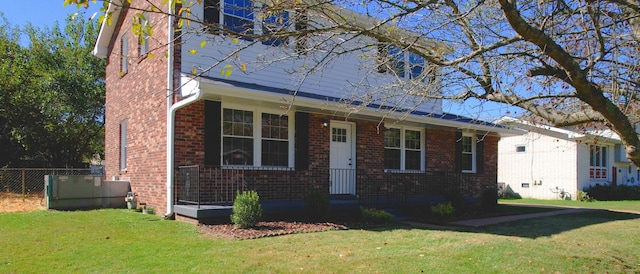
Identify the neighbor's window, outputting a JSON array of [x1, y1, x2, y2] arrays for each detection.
[[516, 145, 526, 152], [222, 107, 291, 167], [120, 120, 128, 171], [590, 145, 608, 179], [384, 127, 423, 171], [461, 133, 476, 172]]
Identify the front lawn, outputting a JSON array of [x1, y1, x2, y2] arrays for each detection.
[[1, 207, 639, 273]]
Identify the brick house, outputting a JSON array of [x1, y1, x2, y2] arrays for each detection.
[[93, 0, 519, 221]]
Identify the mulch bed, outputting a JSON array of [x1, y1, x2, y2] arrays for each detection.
[[198, 220, 350, 240]]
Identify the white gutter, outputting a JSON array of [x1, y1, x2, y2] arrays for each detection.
[[165, 3, 175, 218]]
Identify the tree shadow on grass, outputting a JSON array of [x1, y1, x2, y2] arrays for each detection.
[[377, 208, 640, 239], [475, 209, 640, 239]]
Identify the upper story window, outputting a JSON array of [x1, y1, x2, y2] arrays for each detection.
[[222, 106, 292, 167], [120, 34, 128, 75], [384, 127, 424, 171], [590, 145, 608, 179], [377, 45, 433, 82], [137, 13, 150, 56], [205, 0, 295, 47]]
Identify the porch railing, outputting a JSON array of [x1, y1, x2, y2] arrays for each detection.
[[176, 165, 474, 208]]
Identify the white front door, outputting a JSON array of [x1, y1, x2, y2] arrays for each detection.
[[329, 121, 355, 195]]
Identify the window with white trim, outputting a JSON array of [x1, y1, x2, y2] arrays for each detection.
[[377, 45, 434, 82], [204, 0, 254, 37], [138, 12, 150, 56], [120, 120, 128, 171], [120, 34, 128, 74], [384, 127, 424, 171], [222, 107, 292, 167], [590, 145, 608, 179], [461, 133, 476, 172], [204, 0, 292, 47]]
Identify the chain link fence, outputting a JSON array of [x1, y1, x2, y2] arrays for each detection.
[[0, 168, 99, 198]]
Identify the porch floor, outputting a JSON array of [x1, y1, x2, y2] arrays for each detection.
[[174, 198, 361, 221]]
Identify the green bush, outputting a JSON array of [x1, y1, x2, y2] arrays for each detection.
[[360, 207, 394, 223], [230, 191, 263, 228], [584, 184, 640, 201], [431, 202, 455, 218], [577, 191, 595, 202], [304, 191, 331, 220]]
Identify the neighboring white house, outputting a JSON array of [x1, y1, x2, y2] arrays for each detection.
[[496, 117, 639, 200]]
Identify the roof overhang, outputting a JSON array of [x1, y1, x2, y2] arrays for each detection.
[[494, 116, 623, 143], [180, 75, 523, 137], [92, 0, 124, 58]]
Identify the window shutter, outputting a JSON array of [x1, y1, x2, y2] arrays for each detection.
[[295, 112, 309, 170], [455, 131, 462, 172], [204, 0, 220, 31], [204, 100, 221, 166], [476, 135, 484, 173]]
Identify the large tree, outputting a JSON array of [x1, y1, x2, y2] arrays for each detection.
[[0, 14, 105, 167], [67, 0, 639, 166]]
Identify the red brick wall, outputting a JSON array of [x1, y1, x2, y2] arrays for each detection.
[[104, 1, 172, 214], [426, 128, 457, 172]]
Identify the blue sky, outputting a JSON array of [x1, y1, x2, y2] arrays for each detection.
[[0, 0, 101, 29]]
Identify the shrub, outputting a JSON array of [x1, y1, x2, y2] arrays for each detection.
[[304, 191, 331, 220], [230, 191, 263, 228], [584, 184, 640, 201], [360, 207, 394, 223], [431, 202, 455, 218], [577, 191, 595, 202]]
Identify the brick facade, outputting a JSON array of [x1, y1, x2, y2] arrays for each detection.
[[171, 107, 499, 204], [104, 1, 172, 214]]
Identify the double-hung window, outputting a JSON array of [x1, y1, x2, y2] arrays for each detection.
[[222, 107, 292, 167], [461, 133, 476, 172], [205, 0, 296, 47], [120, 34, 128, 74], [204, 0, 254, 37], [120, 120, 128, 171], [384, 127, 424, 171], [378, 45, 429, 80], [137, 13, 150, 56], [590, 145, 608, 179]]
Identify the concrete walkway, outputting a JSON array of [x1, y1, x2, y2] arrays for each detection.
[[448, 208, 591, 227]]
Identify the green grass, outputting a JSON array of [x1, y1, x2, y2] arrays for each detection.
[[500, 198, 640, 212], [1, 207, 639, 273]]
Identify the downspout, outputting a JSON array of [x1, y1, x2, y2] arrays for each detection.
[[164, 3, 203, 219], [165, 2, 175, 219]]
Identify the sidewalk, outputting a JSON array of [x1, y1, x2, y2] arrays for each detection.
[[448, 208, 591, 227]]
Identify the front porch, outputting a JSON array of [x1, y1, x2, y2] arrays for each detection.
[[174, 165, 476, 221]]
